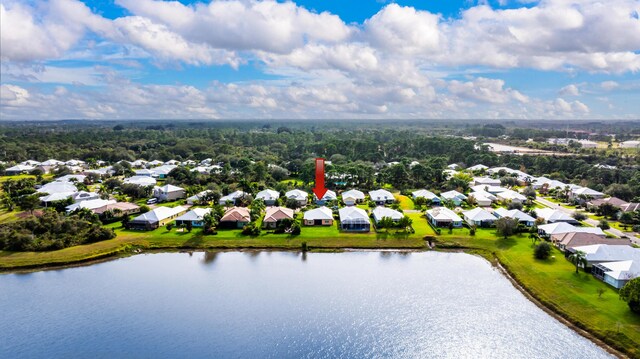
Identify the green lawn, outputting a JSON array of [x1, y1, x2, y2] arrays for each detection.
[[394, 194, 414, 210], [434, 231, 640, 357]]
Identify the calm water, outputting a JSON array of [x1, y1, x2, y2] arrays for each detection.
[[1, 251, 612, 359]]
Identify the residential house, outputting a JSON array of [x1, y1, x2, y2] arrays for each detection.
[[147, 160, 164, 167], [619, 140, 640, 148], [570, 186, 605, 201], [153, 184, 186, 202], [219, 207, 251, 228], [586, 197, 628, 211], [124, 176, 157, 187], [412, 189, 440, 205], [54, 174, 86, 183], [473, 177, 501, 186], [72, 191, 100, 202], [440, 190, 467, 206], [470, 185, 508, 195], [467, 164, 489, 172], [40, 192, 75, 205], [262, 207, 295, 229], [496, 190, 527, 204], [372, 207, 403, 225], [219, 190, 249, 205], [338, 207, 370, 232], [314, 190, 337, 205], [551, 232, 630, 252], [536, 208, 578, 224], [186, 190, 215, 205], [175, 208, 212, 228], [41, 159, 65, 167], [368, 189, 395, 205], [493, 208, 535, 226], [66, 199, 116, 213], [19, 160, 41, 166], [621, 203, 640, 213], [150, 165, 177, 179], [37, 182, 78, 194], [4, 164, 35, 175], [573, 244, 640, 288], [426, 207, 463, 228], [285, 189, 309, 207], [341, 189, 365, 205], [134, 169, 155, 177], [127, 206, 187, 230], [255, 189, 280, 206], [462, 208, 497, 227], [303, 207, 334, 226], [468, 192, 493, 207], [537, 222, 605, 238], [92, 202, 140, 216]]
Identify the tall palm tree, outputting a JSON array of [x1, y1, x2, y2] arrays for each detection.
[[568, 250, 587, 274]]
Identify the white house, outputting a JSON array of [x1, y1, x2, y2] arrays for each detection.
[[72, 191, 100, 202], [134, 169, 155, 177], [186, 190, 215, 205], [55, 174, 86, 183], [150, 165, 177, 179], [285, 189, 309, 207], [175, 208, 211, 227], [619, 140, 640, 148], [153, 184, 186, 202], [41, 159, 65, 167], [338, 207, 370, 232], [473, 177, 501, 186], [37, 182, 78, 194], [536, 208, 578, 224], [462, 208, 497, 227], [497, 190, 527, 204], [570, 187, 605, 200], [124, 176, 157, 187], [368, 189, 395, 205], [303, 207, 334, 226], [412, 189, 441, 205], [440, 190, 467, 206], [493, 208, 535, 226], [372, 207, 403, 224], [127, 206, 188, 230], [470, 185, 508, 195], [467, 164, 489, 172], [314, 190, 337, 204], [5, 164, 35, 175], [426, 207, 463, 228], [537, 222, 605, 237], [255, 189, 280, 206], [468, 192, 493, 207], [219, 190, 249, 205], [40, 192, 75, 204], [341, 189, 365, 205]]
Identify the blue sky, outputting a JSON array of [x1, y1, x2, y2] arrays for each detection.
[[1, 0, 639, 120]]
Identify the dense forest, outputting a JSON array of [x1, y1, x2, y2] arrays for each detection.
[[0, 121, 638, 198]]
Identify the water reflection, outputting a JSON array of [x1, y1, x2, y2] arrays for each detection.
[[0, 251, 613, 359]]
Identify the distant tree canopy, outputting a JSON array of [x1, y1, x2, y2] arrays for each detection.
[[0, 210, 116, 251]]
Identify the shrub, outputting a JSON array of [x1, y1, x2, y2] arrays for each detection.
[[619, 277, 640, 314], [572, 211, 587, 221], [599, 219, 610, 230], [534, 242, 552, 260]]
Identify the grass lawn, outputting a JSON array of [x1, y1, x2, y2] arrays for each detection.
[[0, 209, 21, 224], [434, 231, 640, 357], [394, 194, 414, 210]]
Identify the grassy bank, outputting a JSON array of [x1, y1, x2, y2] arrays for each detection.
[[434, 228, 640, 358]]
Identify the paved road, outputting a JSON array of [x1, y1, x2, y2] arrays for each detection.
[[535, 197, 638, 244]]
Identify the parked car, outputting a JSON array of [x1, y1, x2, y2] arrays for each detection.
[[146, 198, 158, 205]]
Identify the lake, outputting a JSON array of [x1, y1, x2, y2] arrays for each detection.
[[0, 251, 613, 358]]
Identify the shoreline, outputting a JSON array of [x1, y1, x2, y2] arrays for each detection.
[[0, 244, 636, 358]]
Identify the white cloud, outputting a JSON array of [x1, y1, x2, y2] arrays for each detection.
[[559, 84, 580, 96], [601, 81, 620, 91], [447, 77, 529, 104]]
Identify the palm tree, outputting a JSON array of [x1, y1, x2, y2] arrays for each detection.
[[568, 250, 587, 274]]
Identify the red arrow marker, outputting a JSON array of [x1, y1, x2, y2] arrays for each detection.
[[313, 157, 328, 200]]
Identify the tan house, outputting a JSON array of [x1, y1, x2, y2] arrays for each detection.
[[219, 207, 251, 229], [551, 232, 631, 252], [93, 202, 141, 216], [262, 207, 295, 229]]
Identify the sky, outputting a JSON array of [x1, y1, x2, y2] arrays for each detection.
[[1, 0, 639, 120]]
